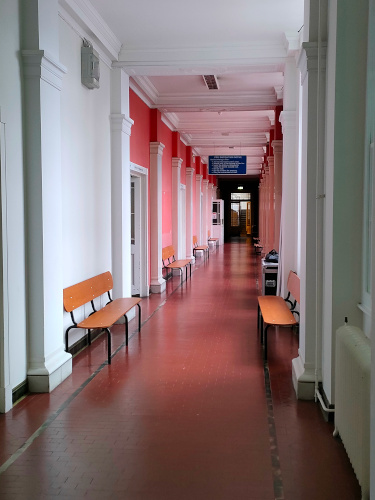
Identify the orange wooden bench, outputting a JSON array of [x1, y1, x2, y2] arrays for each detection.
[[257, 270, 300, 360], [193, 235, 209, 260], [162, 246, 192, 282], [63, 271, 141, 364]]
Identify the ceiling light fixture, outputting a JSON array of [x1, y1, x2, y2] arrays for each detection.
[[238, 186, 244, 190], [203, 75, 219, 90]]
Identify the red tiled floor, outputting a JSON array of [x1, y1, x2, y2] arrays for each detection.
[[0, 239, 361, 499]]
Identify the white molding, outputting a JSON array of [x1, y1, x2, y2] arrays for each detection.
[[161, 113, 177, 132], [172, 157, 183, 169], [58, 8, 112, 68], [130, 162, 148, 176], [110, 114, 134, 135], [131, 76, 159, 104], [283, 31, 301, 55], [117, 42, 287, 76], [58, 0, 121, 60], [129, 79, 155, 108], [279, 110, 296, 133], [22, 50, 67, 91], [298, 42, 327, 85], [150, 142, 165, 156]]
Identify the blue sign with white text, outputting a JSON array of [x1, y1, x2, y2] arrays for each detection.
[[208, 155, 247, 175]]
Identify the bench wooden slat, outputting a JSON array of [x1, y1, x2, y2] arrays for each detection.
[[63, 271, 113, 312], [162, 245, 174, 262], [78, 297, 141, 329], [257, 296, 297, 326], [165, 259, 192, 269]]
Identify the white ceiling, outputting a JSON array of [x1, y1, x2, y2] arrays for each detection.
[[89, 0, 304, 176]]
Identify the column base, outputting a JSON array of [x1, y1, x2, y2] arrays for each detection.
[[28, 348, 72, 393], [292, 355, 316, 400], [186, 254, 195, 263], [0, 385, 12, 413], [150, 278, 166, 294]]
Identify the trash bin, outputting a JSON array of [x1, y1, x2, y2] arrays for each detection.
[[262, 259, 278, 296]]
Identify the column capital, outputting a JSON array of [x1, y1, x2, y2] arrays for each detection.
[[186, 167, 195, 177], [279, 110, 296, 133], [267, 157, 274, 168], [298, 42, 327, 84], [202, 179, 209, 187], [271, 140, 283, 154], [22, 50, 66, 91], [196, 174, 203, 182], [150, 142, 165, 156], [110, 114, 134, 135], [172, 157, 183, 169]]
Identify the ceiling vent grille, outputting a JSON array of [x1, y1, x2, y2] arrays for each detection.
[[203, 75, 219, 90]]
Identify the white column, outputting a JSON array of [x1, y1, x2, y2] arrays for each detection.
[[110, 68, 133, 299], [263, 165, 270, 252], [267, 157, 275, 252], [195, 174, 203, 243], [172, 158, 182, 258], [208, 182, 214, 240], [186, 167, 195, 261], [292, 37, 327, 400], [150, 142, 166, 293], [0, 115, 11, 412], [279, 55, 299, 295], [272, 140, 283, 254], [202, 179, 209, 243], [279, 112, 297, 296], [22, 0, 71, 392]]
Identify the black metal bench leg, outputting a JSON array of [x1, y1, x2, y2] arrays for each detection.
[[65, 325, 75, 352], [87, 328, 91, 345], [105, 328, 111, 364], [264, 325, 270, 361], [124, 315, 129, 346], [137, 303, 141, 332]]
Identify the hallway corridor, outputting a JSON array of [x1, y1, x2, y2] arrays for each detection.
[[0, 240, 361, 499]]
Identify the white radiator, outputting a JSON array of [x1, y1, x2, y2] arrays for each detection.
[[334, 324, 370, 500]]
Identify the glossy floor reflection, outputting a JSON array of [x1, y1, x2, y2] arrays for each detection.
[[0, 239, 361, 499]]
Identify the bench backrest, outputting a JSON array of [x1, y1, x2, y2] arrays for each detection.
[[287, 271, 300, 304], [63, 271, 113, 312], [162, 245, 175, 263]]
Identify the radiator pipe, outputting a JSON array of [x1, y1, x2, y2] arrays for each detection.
[[315, 388, 335, 413]]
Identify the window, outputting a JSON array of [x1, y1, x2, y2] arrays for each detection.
[[231, 192, 251, 201]]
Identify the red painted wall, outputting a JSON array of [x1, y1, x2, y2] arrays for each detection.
[[180, 142, 187, 185], [129, 89, 151, 169], [160, 121, 173, 247]]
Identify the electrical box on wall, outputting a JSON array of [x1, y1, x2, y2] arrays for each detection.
[[81, 41, 100, 89]]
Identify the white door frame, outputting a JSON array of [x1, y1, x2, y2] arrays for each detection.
[[130, 163, 149, 297], [131, 176, 141, 295], [0, 111, 11, 413]]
